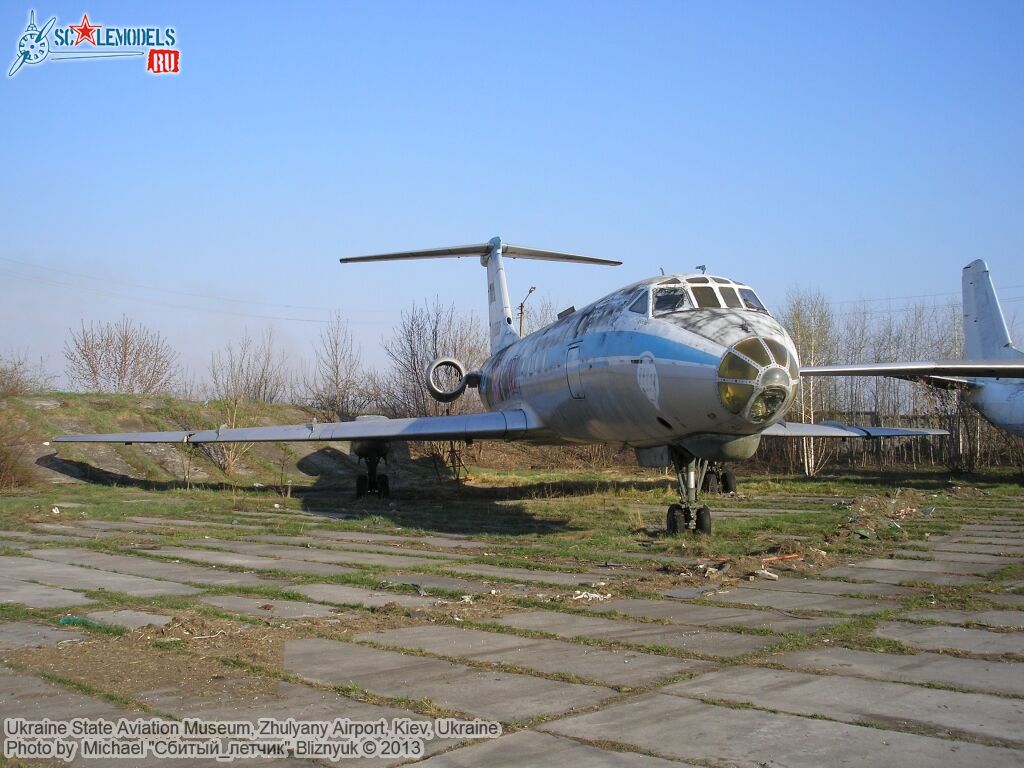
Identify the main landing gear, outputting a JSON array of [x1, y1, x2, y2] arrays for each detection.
[[355, 454, 390, 499], [666, 447, 712, 536]]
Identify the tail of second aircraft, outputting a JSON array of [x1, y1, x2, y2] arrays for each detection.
[[962, 259, 1022, 361]]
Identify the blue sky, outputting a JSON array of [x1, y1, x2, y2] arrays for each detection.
[[2, 1, 1022, 382]]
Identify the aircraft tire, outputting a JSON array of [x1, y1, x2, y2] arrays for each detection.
[[379, 474, 390, 498], [721, 470, 737, 494], [695, 505, 712, 535], [703, 472, 721, 494], [356, 475, 368, 498]]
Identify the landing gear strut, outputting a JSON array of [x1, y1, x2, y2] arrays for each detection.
[[355, 455, 390, 499], [665, 448, 711, 535]]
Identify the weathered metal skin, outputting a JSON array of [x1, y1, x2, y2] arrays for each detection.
[[477, 274, 799, 451], [968, 381, 1024, 437]]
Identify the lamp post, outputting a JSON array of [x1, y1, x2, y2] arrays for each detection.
[[518, 286, 537, 336]]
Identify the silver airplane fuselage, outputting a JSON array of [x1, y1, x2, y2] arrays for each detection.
[[477, 275, 800, 458]]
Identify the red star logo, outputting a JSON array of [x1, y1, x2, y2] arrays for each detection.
[[68, 13, 102, 46]]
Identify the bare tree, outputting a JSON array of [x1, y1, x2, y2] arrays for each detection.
[[375, 299, 488, 418], [64, 316, 178, 394], [304, 312, 368, 420], [780, 287, 839, 476], [204, 328, 287, 474], [522, 295, 560, 336]]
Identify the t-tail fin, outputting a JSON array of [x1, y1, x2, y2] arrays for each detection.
[[962, 259, 1022, 360], [341, 237, 620, 355]]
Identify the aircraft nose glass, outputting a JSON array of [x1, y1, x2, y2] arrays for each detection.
[[717, 338, 796, 424]]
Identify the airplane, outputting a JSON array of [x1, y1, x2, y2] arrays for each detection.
[[801, 259, 1024, 437], [53, 237, 947, 534]]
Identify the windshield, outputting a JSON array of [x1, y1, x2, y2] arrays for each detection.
[[739, 288, 767, 312], [652, 287, 692, 316]]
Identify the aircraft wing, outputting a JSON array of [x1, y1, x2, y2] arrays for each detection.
[[762, 421, 948, 439], [801, 361, 1024, 379], [52, 410, 537, 445]]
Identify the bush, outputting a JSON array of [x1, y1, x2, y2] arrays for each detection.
[[0, 414, 37, 489], [0, 351, 52, 396]]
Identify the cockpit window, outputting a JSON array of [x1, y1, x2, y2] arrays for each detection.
[[652, 287, 692, 316], [739, 288, 767, 312], [691, 286, 722, 308], [720, 286, 742, 309], [629, 291, 649, 315], [687, 276, 709, 284]]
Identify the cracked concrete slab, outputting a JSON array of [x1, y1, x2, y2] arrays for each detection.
[[901, 609, 1024, 629], [379, 572, 496, 595], [822, 565, 981, 586], [494, 611, 781, 657], [412, 729, 683, 767], [875, 621, 1024, 655], [931, 543, 1024, 556], [446, 564, 616, 586], [146, 546, 356, 577], [358, 624, 714, 687], [137, 678, 454, 766], [186, 538, 464, 569], [0, 555, 199, 597], [679, 586, 889, 615], [0, 575, 95, 608], [28, 547, 285, 588], [292, 583, 436, 609], [0, 621, 85, 650], [848, 557, 1003, 576], [251, 534, 475, 559], [541, 693, 1024, 767], [284, 638, 615, 721], [664, 666, 1024, 747], [891, 549, 1018, 564], [740, 577, 919, 599], [202, 595, 342, 620], [587, 598, 841, 633], [772, 646, 1024, 696]]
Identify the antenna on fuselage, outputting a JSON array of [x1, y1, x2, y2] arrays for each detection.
[[696, 265, 707, 275], [340, 237, 621, 356]]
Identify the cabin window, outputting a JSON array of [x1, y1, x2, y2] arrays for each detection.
[[691, 286, 722, 308], [739, 288, 768, 312], [720, 286, 742, 309], [652, 287, 692, 316], [629, 291, 649, 315]]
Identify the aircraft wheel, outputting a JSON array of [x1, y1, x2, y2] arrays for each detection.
[[356, 475, 368, 498], [703, 472, 721, 494], [695, 505, 712, 535], [378, 474, 390, 499], [721, 470, 737, 494]]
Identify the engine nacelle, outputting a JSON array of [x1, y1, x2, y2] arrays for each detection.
[[425, 357, 472, 403]]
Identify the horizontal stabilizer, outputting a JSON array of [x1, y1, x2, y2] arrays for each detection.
[[801, 361, 1024, 379], [52, 410, 539, 445], [340, 242, 621, 267], [763, 421, 947, 439]]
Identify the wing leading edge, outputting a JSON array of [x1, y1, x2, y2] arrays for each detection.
[[801, 361, 1024, 379], [763, 421, 948, 438], [52, 410, 537, 445]]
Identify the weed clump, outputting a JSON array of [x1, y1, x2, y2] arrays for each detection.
[[0, 412, 37, 489]]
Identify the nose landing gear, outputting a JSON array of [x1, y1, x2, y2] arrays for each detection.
[[665, 448, 712, 535]]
